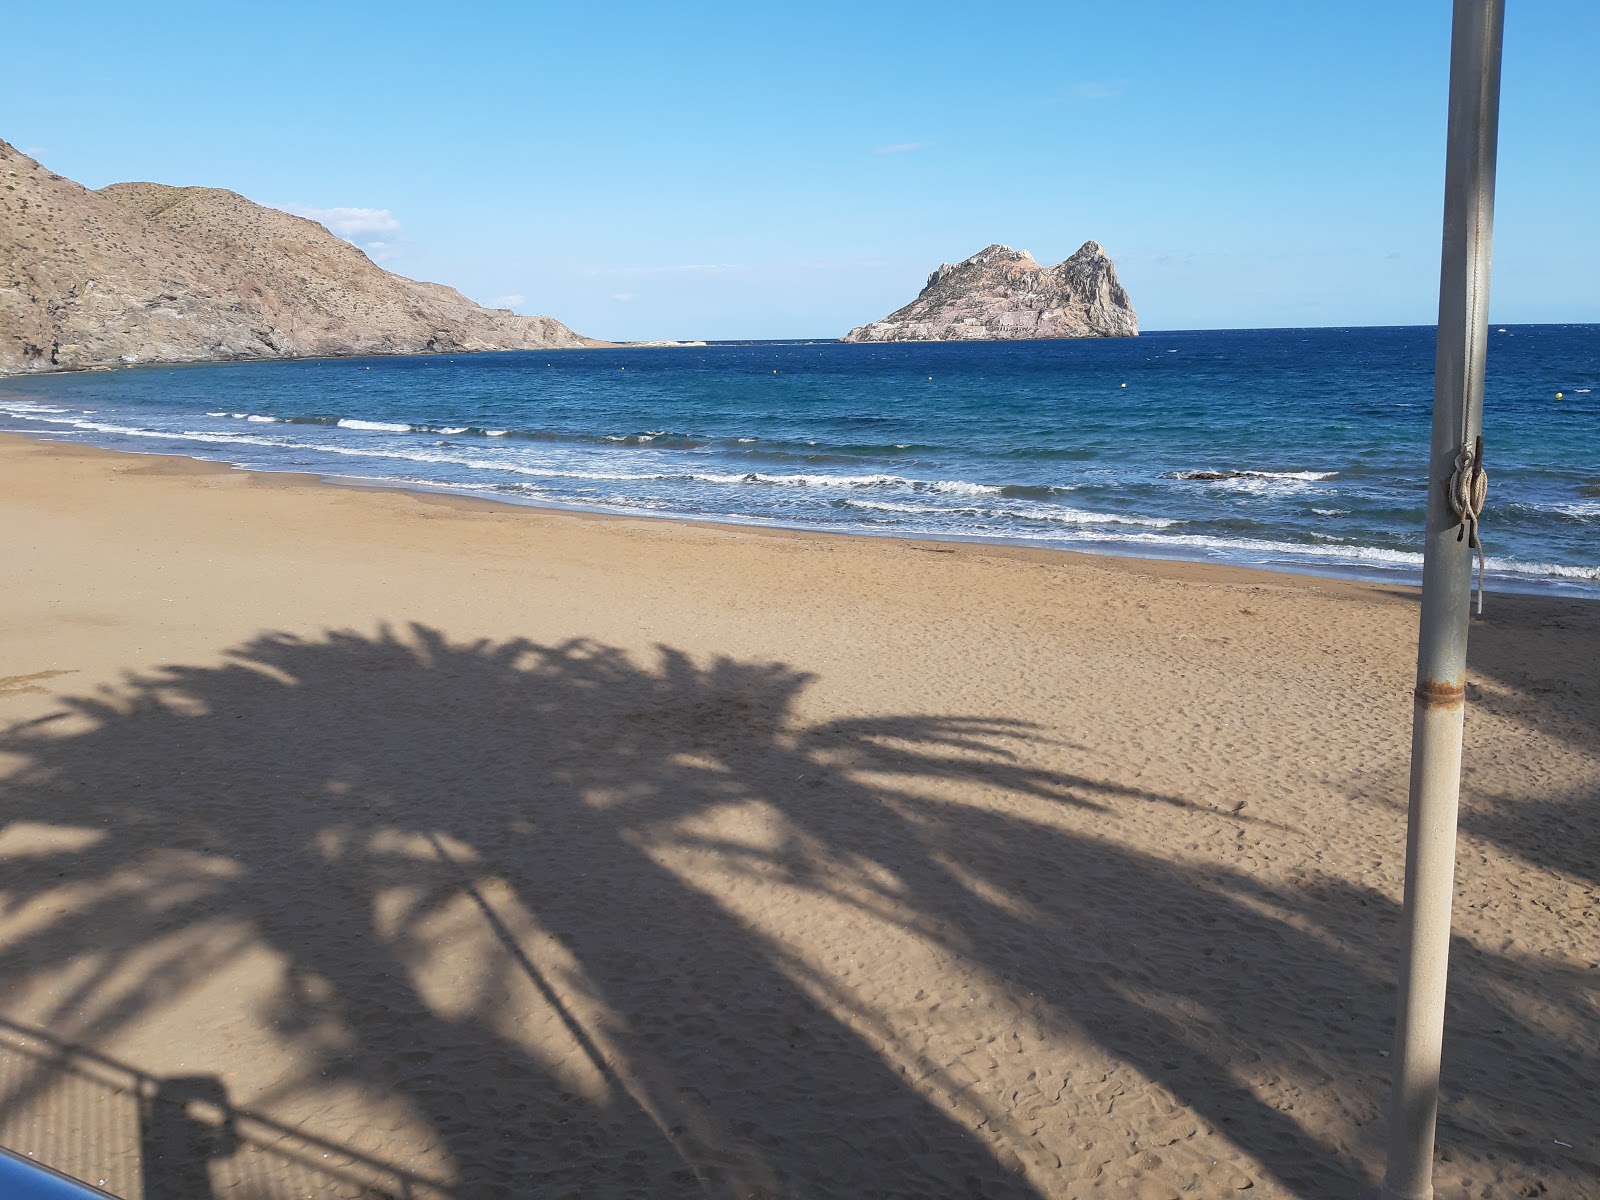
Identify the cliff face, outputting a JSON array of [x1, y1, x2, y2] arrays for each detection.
[[843, 242, 1137, 342], [0, 140, 594, 374]]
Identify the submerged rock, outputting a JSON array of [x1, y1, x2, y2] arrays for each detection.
[[843, 242, 1137, 343]]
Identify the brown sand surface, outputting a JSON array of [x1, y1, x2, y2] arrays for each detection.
[[0, 431, 1595, 1199]]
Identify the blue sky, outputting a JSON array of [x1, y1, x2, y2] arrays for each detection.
[[5, 2, 1595, 340]]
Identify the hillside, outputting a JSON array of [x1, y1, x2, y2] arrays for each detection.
[[0, 140, 595, 373]]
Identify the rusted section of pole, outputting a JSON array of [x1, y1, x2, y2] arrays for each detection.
[[1412, 681, 1466, 709], [1381, 2, 1504, 1198]]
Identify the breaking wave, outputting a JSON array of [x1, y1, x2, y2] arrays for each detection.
[[337, 418, 413, 432], [1167, 469, 1340, 482]]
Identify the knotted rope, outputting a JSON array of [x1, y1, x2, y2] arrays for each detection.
[[1447, 433, 1488, 615]]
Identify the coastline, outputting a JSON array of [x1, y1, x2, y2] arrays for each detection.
[[1, 431, 1596, 1197], [4, 327, 1596, 601], [0, 338, 735, 380], [2, 422, 1595, 600], [0, 429, 1451, 600]]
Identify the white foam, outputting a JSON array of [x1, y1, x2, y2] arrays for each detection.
[[10, 404, 1591, 589], [984, 530, 1593, 582], [930, 480, 1003, 497], [602, 430, 678, 443], [337, 418, 412, 432], [1552, 500, 1600, 519], [486, 429, 511, 437], [437, 427, 469, 435], [246, 414, 277, 423], [1041, 507, 1174, 528], [691, 471, 908, 488], [1028, 528, 1427, 567], [1177, 468, 1339, 483], [1213, 475, 1320, 498], [845, 498, 1176, 528], [0, 401, 71, 415], [1503, 560, 1600, 580], [844, 499, 947, 516]]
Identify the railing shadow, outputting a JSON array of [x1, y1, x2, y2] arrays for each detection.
[[0, 623, 1592, 1197], [0, 1019, 445, 1199]]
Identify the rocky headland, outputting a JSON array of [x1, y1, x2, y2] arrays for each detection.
[[0, 140, 599, 374], [843, 242, 1137, 342]]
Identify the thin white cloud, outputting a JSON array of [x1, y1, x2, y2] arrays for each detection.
[[612, 292, 635, 302], [274, 204, 403, 262], [489, 293, 526, 308], [278, 204, 401, 239], [872, 142, 933, 155], [22, 146, 47, 158]]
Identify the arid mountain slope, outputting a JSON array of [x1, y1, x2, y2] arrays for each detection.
[[844, 242, 1137, 342], [0, 140, 594, 373]]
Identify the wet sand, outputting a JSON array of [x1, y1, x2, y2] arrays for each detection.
[[0, 431, 1595, 1198]]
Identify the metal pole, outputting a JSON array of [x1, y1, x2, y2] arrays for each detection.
[[1381, 2, 1503, 1198]]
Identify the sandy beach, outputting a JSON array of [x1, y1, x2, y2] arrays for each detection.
[[0, 430, 1595, 1198]]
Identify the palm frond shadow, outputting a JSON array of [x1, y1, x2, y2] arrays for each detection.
[[0, 623, 1592, 1197]]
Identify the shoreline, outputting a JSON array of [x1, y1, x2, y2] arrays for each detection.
[[2, 426, 1595, 602], [4, 326, 1595, 603], [0, 338, 738, 380], [0, 429, 1416, 600]]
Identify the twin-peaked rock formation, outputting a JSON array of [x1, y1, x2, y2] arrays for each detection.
[[844, 242, 1137, 342]]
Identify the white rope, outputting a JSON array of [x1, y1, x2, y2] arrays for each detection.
[[1448, 434, 1488, 615]]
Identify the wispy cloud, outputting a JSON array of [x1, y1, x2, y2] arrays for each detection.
[[489, 293, 526, 308], [279, 204, 401, 239], [275, 204, 403, 262], [22, 146, 47, 159], [872, 142, 933, 155], [612, 292, 635, 302]]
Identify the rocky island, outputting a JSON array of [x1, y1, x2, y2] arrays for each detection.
[[0, 140, 598, 374], [843, 241, 1137, 342]]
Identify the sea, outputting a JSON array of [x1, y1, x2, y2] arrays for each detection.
[[2, 325, 1597, 595]]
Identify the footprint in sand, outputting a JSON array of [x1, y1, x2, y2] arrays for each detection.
[[0, 669, 78, 698]]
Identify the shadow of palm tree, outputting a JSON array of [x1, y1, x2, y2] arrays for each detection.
[[1453, 594, 1600, 888], [0, 624, 1593, 1197]]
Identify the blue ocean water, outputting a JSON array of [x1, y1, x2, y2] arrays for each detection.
[[3, 326, 1597, 594]]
